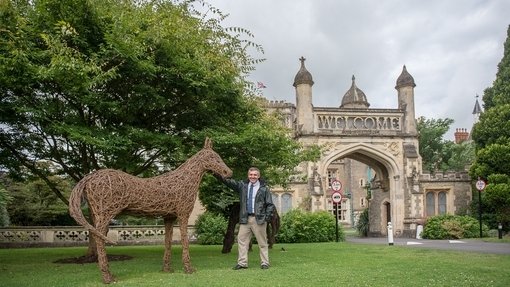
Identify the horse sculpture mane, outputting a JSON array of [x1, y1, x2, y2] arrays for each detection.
[[69, 137, 232, 284]]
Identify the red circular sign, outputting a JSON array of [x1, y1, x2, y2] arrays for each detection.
[[475, 179, 486, 191], [331, 192, 342, 204], [331, 180, 342, 192]]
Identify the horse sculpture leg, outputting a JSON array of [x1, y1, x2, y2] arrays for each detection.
[[179, 216, 195, 274], [178, 217, 195, 274], [94, 221, 115, 284], [163, 218, 175, 273]]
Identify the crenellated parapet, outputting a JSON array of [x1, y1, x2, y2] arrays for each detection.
[[419, 170, 470, 182], [266, 100, 296, 108]]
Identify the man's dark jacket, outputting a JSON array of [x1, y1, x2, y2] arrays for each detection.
[[215, 175, 274, 225]]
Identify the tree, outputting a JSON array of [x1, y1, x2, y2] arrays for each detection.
[[3, 173, 75, 226], [470, 25, 510, 229], [0, 0, 319, 254], [482, 174, 510, 230], [482, 25, 510, 110], [471, 104, 510, 149], [0, 0, 261, 199], [0, 187, 13, 226], [446, 141, 475, 172], [198, 109, 321, 216], [417, 117, 455, 173]]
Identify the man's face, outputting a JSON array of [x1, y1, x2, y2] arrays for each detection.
[[248, 170, 260, 184]]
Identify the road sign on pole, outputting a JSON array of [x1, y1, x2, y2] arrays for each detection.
[[476, 178, 487, 238], [331, 192, 343, 243], [331, 192, 342, 204], [331, 180, 342, 192], [475, 179, 486, 191]]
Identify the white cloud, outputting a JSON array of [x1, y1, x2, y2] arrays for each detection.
[[203, 0, 510, 139]]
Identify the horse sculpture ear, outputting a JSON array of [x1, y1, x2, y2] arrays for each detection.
[[204, 137, 212, 149]]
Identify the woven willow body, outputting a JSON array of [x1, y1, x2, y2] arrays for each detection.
[[69, 137, 232, 284]]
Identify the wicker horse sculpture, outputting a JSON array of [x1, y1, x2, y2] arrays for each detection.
[[69, 137, 232, 284]]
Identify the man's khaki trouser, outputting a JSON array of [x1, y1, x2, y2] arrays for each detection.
[[237, 215, 269, 267]]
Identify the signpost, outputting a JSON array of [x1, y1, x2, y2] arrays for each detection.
[[331, 180, 342, 242], [475, 179, 486, 238]]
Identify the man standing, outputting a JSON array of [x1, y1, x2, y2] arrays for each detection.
[[215, 167, 274, 270]]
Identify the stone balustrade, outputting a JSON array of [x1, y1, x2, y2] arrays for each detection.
[[0, 225, 196, 248]]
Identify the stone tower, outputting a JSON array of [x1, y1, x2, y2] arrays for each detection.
[[293, 56, 314, 135], [395, 65, 418, 135]]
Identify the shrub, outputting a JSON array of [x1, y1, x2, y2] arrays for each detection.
[[422, 214, 488, 239], [276, 209, 342, 243], [194, 212, 227, 245], [355, 208, 369, 236]]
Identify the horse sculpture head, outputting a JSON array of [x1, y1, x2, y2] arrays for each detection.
[[201, 137, 232, 178]]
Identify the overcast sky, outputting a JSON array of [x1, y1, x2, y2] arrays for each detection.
[[201, 0, 509, 140]]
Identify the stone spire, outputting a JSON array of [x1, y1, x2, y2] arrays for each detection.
[[340, 75, 370, 108], [293, 56, 314, 87], [395, 65, 416, 89], [472, 94, 482, 123]]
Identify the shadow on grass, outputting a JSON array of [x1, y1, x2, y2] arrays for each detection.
[[53, 254, 133, 264]]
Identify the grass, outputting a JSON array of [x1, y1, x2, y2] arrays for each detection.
[[1, 242, 509, 287], [480, 237, 510, 243]]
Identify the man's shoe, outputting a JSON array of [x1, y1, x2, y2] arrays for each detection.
[[232, 265, 248, 270], [261, 265, 269, 270]]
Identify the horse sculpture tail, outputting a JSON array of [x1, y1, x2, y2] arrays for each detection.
[[69, 177, 115, 244]]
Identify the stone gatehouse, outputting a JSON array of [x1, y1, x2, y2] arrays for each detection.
[[265, 57, 472, 237]]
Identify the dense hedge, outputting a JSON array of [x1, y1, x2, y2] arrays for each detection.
[[276, 209, 343, 243], [194, 212, 228, 245], [422, 214, 489, 239]]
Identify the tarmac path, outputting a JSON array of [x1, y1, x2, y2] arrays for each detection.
[[345, 236, 510, 255]]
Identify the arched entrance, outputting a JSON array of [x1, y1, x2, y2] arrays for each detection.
[[319, 143, 403, 237]]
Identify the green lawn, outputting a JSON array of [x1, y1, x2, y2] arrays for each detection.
[[1, 242, 509, 286]]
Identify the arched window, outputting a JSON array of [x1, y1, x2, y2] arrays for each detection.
[[281, 193, 292, 213], [359, 178, 365, 187], [438, 191, 447, 214], [426, 190, 448, 216], [426, 192, 435, 216]]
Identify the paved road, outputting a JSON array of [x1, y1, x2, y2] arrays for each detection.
[[345, 236, 510, 255]]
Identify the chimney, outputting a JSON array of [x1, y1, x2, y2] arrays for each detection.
[[454, 128, 469, 143]]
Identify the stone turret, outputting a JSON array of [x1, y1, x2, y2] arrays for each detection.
[[395, 65, 417, 135], [293, 56, 314, 134]]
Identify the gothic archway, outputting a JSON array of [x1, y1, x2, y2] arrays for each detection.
[[319, 143, 404, 237]]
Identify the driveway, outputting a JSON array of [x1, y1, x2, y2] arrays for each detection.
[[345, 236, 510, 255]]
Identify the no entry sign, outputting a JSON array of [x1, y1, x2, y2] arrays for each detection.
[[331, 192, 342, 204]]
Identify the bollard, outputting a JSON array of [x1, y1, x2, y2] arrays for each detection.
[[387, 222, 394, 246], [416, 224, 423, 240], [498, 223, 503, 240]]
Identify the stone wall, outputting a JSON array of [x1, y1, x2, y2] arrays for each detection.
[[0, 225, 196, 249]]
